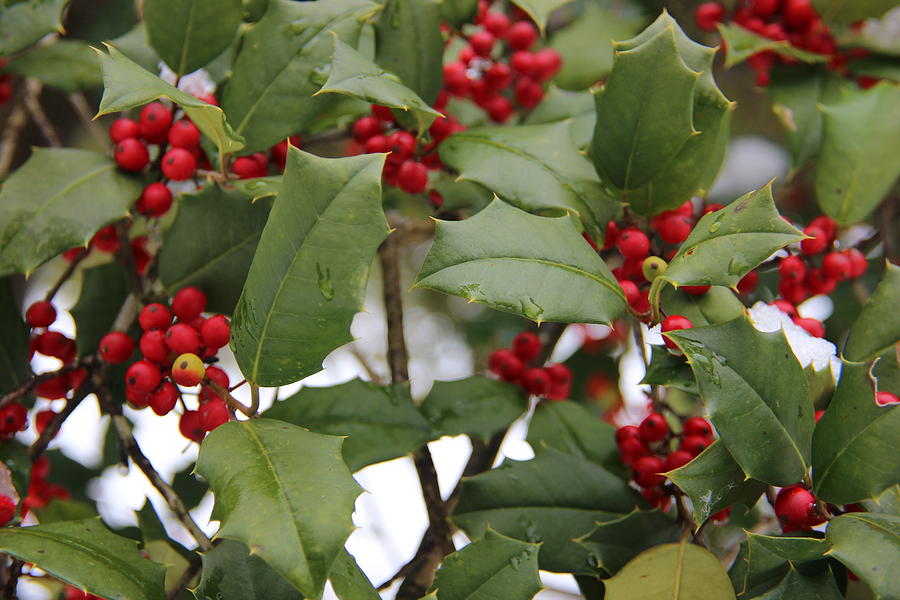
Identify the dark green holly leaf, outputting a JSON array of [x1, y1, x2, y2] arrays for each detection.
[[641, 345, 698, 394], [374, 0, 443, 105], [717, 23, 827, 68], [0, 278, 30, 394], [749, 565, 843, 600], [815, 83, 900, 224], [109, 22, 160, 73], [223, 0, 377, 153], [263, 379, 433, 471], [730, 532, 831, 599], [136, 501, 194, 563], [453, 447, 642, 574], [603, 539, 735, 599], [329, 548, 381, 600], [812, 360, 900, 504], [439, 123, 618, 237], [826, 512, 900, 600], [317, 36, 441, 133], [522, 87, 595, 148], [747, 533, 829, 563], [660, 286, 745, 327], [421, 376, 526, 440], [414, 199, 627, 325], [508, 0, 574, 33], [71, 262, 130, 358], [96, 45, 245, 156], [233, 176, 282, 202], [589, 22, 699, 193], [438, 0, 477, 28], [231, 149, 387, 386], [812, 0, 897, 24], [525, 400, 622, 476], [0, 0, 66, 55], [649, 185, 805, 310], [34, 499, 98, 524], [667, 441, 767, 526], [5, 40, 101, 93], [171, 468, 208, 510], [0, 148, 142, 277], [861, 485, 900, 516], [144, 0, 242, 75], [843, 262, 900, 362], [428, 530, 541, 600], [0, 518, 166, 600], [195, 419, 362, 598], [0, 440, 30, 500], [194, 539, 301, 600], [666, 317, 815, 486], [577, 509, 680, 575], [158, 185, 272, 315]]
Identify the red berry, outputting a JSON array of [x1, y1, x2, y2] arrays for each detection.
[[149, 382, 179, 416], [35, 374, 70, 400], [25, 301, 56, 328], [352, 116, 383, 143], [126, 385, 151, 408], [0, 403, 28, 435], [488, 349, 525, 381], [521, 367, 549, 396], [140, 329, 170, 363], [469, 30, 495, 58], [544, 363, 571, 385], [617, 228, 651, 259], [0, 495, 16, 526], [232, 155, 267, 179], [483, 12, 510, 37], [514, 77, 543, 109], [772, 299, 797, 318], [681, 285, 710, 296], [695, 2, 726, 31], [681, 435, 710, 456], [179, 410, 205, 442], [35, 331, 73, 359], [200, 398, 230, 431], [139, 102, 173, 143], [779, 255, 807, 282], [532, 48, 562, 81], [664, 450, 694, 472], [512, 331, 541, 361], [137, 183, 173, 218], [443, 62, 470, 96], [204, 365, 230, 390], [91, 225, 121, 253], [168, 119, 201, 149], [805, 268, 836, 296], [632, 455, 666, 487], [165, 323, 202, 355], [98, 331, 134, 363], [161, 148, 197, 181], [618, 437, 650, 466], [809, 215, 837, 244], [822, 252, 851, 281], [397, 160, 429, 194], [737, 270, 759, 294], [109, 118, 139, 143], [35, 409, 57, 435], [364, 134, 390, 154], [794, 317, 825, 338], [683, 416, 713, 439], [661, 315, 693, 350], [139, 303, 172, 331], [752, 0, 781, 18], [618, 279, 640, 306], [486, 95, 514, 123], [506, 21, 537, 50], [510, 51, 536, 76], [843, 248, 867, 278], [784, 0, 817, 31], [774, 485, 816, 526], [876, 391, 899, 406], [125, 360, 162, 393], [800, 225, 827, 255], [658, 214, 692, 245], [200, 315, 230, 350], [114, 138, 149, 172], [639, 412, 669, 442], [616, 425, 641, 445], [171, 286, 206, 321]]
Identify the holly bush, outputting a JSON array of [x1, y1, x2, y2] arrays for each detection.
[[0, 0, 898, 598]]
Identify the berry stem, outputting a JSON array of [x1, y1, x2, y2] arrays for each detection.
[[204, 379, 256, 418]]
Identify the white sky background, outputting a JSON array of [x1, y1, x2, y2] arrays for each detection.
[[14, 136, 813, 599]]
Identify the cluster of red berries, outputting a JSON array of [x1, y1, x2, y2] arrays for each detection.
[[0, 59, 13, 106], [695, 0, 876, 87], [487, 331, 571, 399], [616, 413, 716, 509], [443, 9, 561, 120], [97, 286, 233, 442], [61, 224, 153, 277]]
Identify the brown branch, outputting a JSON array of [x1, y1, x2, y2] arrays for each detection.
[[0, 93, 29, 178], [68, 92, 110, 151], [45, 247, 90, 302], [27, 375, 93, 460], [0, 359, 93, 410], [22, 80, 61, 147], [205, 379, 255, 418]]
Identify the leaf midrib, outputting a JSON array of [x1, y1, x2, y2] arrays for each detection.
[[176, 0, 199, 75]]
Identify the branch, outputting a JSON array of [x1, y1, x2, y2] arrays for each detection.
[[45, 247, 90, 302], [0, 93, 29, 178], [22, 80, 61, 147], [27, 371, 95, 460], [0, 359, 93, 410]]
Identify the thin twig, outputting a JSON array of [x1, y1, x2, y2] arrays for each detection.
[[22, 80, 61, 147], [68, 92, 110, 150], [0, 93, 29, 178], [205, 379, 255, 418], [0, 359, 93, 410], [44, 248, 90, 302], [28, 375, 94, 460]]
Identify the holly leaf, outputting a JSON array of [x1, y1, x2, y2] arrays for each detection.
[[815, 83, 900, 224], [588, 22, 699, 193], [641, 345, 698, 394], [717, 23, 828, 68], [0, 0, 66, 55], [666, 441, 767, 526], [71, 262, 131, 358], [0, 148, 142, 278], [452, 447, 642, 574], [233, 176, 282, 202], [577, 509, 680, 575], [5, 40, 101, 94], [812, 0, 897, 24], [439, 122, 618, 237], [414, 199, 627, 325], [603, 538, 735, 600], [0, 440, 30, 500], [329, 548, 381, 600], [374, 0, 444, 105], [508, 0, 574, 33], [525, 400, 623, 476], [0, 518, 166, 600], [666, 317, 815, 486], [522, 87, 595, 148], [223, 0, 377, 153], [96, 45, 245, 156], [158, 185, 272, 315], [748, 565, 843, 600], [826, 512, 900, 600], [231, 148, 388, 386], [843, 262, 900, 363], [316, 35, 441, 133], [428, 530, 541, 600], [659, 285, 745, 327], [195, 419, 362, 599], [263, 379, 434, 471], [194, 539, 301, 600], [109, 22, 160, 73], [0, 279, 30, 395], [649, 185, 805, 312], [812, 360, 900, 504], [144, 0, 242, 75], [730, 533, 831, 599], [420, 376, 526, 440]]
